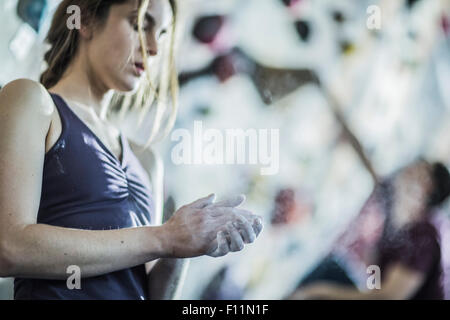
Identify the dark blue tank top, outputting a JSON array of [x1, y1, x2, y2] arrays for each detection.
[[14, 93, 155, 300]]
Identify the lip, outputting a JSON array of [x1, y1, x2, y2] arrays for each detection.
[[133, 62, 145, 76]]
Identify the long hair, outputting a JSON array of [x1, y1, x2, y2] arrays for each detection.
[[40, 0, 179, 149]]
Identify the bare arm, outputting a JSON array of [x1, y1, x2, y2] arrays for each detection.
[[131, 144, 189, 299], [0, 79, 260, 281], [131, 144, 263, 299], [289, 263, 425, 300], [147, 256, 189, 300], [0, 79, 167, 280]]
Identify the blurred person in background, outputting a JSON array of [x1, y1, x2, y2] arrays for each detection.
[[288, 160, 450, 300], [0, 0, 262, 300]]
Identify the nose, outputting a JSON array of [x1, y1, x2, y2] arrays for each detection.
[[147, 46, 157, 56], [145, 32, 158, 57]]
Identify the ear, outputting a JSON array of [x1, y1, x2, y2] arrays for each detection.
[[79, 24, 94, 40]]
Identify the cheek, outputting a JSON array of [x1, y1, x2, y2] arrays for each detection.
[[112, 30, 136, 63], [89, 22, 142, 91], [95, 24, 137, 71]]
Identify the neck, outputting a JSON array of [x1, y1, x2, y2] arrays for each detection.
[[48, 53, 113, 118]]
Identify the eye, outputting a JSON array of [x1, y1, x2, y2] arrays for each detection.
[[142, 23, 151, 31], [130, 16, 151, 32], [132, 22, 151, 32], [158, 29, 168, 40]]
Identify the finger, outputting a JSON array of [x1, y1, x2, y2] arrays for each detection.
[[234, 209, 263, 236], [207, 231, 228, 257], [210, 209, 257, 234], [233, 215, 256, 244], [206, 239, 218, 256], [226, 223, 245, 252], [209, 194, 246, 209], [208, 231, 230, 257], [208, 208, 261, 236], [208, 207, 252, 219], [252, 216, 263, 237], [231, 208, 257, 223], [226, 209, 263, 237], [189, 193, 216, 209]]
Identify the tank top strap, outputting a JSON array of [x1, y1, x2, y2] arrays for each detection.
[[49, 92, 76, 138], [48, 92, 127, 168]]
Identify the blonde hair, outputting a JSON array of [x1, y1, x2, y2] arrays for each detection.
[[40, 0, 179, 149]]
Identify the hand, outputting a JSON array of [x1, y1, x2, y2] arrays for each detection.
[[207, 196, 263, 257], [163, 194, 262, 258]]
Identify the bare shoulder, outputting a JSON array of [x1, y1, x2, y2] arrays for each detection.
[[0, 78, 54, 125]]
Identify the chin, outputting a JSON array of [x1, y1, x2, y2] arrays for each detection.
[[113, 76, 141, 93]]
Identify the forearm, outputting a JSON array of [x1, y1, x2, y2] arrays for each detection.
[[147, 258, 190, 300], [1, 223, 169, 280]]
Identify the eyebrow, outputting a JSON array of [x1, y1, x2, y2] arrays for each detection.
[[144, 12, 156, 27], [131, 10, 168, 34]]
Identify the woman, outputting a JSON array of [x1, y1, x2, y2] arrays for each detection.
[[0, 0, 263, 300]]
